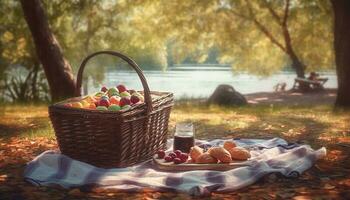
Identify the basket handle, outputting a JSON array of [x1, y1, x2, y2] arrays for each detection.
[[75, 50, 153, 113]]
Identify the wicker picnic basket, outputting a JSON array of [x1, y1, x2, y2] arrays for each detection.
[[49, 51, 174, 168]]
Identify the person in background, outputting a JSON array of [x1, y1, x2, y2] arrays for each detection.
[[308, 72, 320, 81]]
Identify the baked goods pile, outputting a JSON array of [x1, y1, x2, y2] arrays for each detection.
[[190, 141, 251, 164]]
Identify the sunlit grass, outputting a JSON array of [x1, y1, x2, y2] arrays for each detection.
[[0, 102, 349, 146]]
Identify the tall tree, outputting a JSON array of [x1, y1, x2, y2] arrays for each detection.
[[20, 0, 76, 101], [331, 0, 350, 108]]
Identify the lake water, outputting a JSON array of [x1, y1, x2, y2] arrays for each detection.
[[87, 68, 337, 99]]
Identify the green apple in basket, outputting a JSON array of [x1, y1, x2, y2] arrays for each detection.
[[107, 87, 119, 97]]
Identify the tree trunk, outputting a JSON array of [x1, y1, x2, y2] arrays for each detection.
[[282, 23, 306, 78], [289, 51, 306, 78], [331, 0, 350, 108], [20, 0, 76, 102]]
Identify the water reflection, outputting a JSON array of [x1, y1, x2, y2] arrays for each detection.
[[87, 70, 337, 99]]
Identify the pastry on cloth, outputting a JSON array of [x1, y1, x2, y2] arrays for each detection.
[[196, 153, 218, 164], [228, 147, 251, 161], [208, 147, 232, 163], [189, 146, 204, 162], [223, 140, 236, 151]]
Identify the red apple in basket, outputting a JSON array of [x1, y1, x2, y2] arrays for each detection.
[[130, 95, 140, 104], [99, 98, 110, 107], [117, 84, 127, 93], [119, 97, 131, 107]]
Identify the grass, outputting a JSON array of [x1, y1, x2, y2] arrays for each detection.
[[0, 101, 349, 199], [171, 103, 350, 147], [1, 102, 349, 147]]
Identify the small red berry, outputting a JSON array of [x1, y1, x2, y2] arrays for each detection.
[[173, 158, 183, 164], [164, 156, 173, 162], [157, 150, 165, 159], [168, 152, 177, 159], [179, 153, 189, 162], [174, 150, 182, 157]]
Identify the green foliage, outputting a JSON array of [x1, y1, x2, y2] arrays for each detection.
[[0, 0, 168, 101], [129, 0, 334, 75], [0, 0, 335, 102]]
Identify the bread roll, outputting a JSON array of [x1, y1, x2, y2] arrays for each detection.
[[189, 146, 203, 162], [196, 153, 218, 164], [228, 147, 251, 161], [208, 147, 232, 163], [223, 140, 236, 151]]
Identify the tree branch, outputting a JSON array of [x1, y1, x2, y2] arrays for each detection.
[[252, 19, 287, 52], [262, 0, 282, 25], [282, 0, 290, 27], [246, 1, 287, 53]]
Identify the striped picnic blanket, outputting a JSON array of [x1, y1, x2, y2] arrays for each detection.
[[24, 138, 326, 196]]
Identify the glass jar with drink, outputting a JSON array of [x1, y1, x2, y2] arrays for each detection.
[[173, 123, 195, 153]]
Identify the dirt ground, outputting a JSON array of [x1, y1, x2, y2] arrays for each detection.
[[245, 89, 337, 106]]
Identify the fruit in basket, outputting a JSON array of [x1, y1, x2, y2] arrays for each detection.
[[119, 97, 131, 107], [80, 100, 90, 108], [96, 106, 108, 111], [101, 86, 108, 93], [117, 84, 127, 93], [95, 91, 105, 97], [99, 98, 110, 107], [164, 155, 173, 162], [109, 96, 120, 105], [107, 87, 119, 97], [208, 147, 232, 163], [83, 96, 96, 103], [196, 153, 218, 164], [108, 104, 121, 111], [128, 89, 136, 94], [223, 141, 236, 151], [72, 102, 83, 108], [189, 146, 204, 162], [130, 95, 140, 104], [157, 150, 166, 159], [88, 103, 96, 110], [64, 103, 72, 107], [228, 147, 251, 161], [120, 91, 131, 97], [101, 95, 109, 100], [122, 105, 131, 110]]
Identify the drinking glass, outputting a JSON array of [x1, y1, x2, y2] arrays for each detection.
[[173, 123, 195, 153]]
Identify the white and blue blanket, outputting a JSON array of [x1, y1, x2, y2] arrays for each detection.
[[24, 138, 326, 196]]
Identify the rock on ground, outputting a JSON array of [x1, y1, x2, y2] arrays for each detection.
[[208, 84, 247, 106]]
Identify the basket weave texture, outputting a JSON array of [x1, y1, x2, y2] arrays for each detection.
[[49, 51, 174, 168]]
